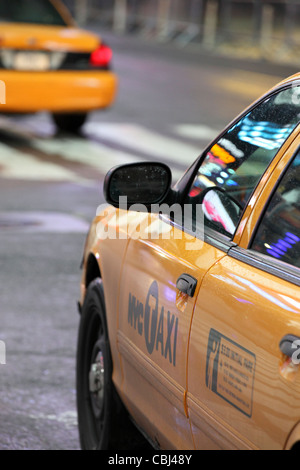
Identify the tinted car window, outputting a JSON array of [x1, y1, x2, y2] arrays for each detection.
[[252, 150, 300, 269], [187, 86, 300, 237], [0, 0, 67, 26]]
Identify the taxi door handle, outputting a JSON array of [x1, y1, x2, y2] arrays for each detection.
[[176, 274, 197, 297], [279, 334, 300, 357]]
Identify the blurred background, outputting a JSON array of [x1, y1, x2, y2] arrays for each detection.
[[66, 0, 300, 66]]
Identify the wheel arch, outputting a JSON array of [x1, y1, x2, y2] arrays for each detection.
[[85, 252, 102, 288], [81, 240, 127, 403], [285, 421, 300, 449]]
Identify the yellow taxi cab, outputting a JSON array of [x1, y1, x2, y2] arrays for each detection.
[[76, 73, 300, 450], [0, 0, 117, 132]]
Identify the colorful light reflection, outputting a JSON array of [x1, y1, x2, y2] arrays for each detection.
[[266, 231, 300, 260]]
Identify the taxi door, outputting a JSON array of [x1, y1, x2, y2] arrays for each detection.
[[187, 144, 300, 449], [117, 211, 227, 450]]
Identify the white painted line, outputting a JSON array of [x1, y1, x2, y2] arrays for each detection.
[[83, 122, 201, 166], [32, 136, 184, 182], [0, 118, 207, 183], [32, 136, 142, 173], [0, 115, 54, 138], [173, 124, 219, 140], [0, 143, 85, 182]]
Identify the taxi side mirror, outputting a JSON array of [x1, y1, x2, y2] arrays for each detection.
[[104, 162, 175, 211]]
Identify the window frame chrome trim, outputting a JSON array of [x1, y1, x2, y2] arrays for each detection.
[[228, 246, 300, 287]]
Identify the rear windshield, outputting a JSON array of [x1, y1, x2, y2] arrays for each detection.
[[0, 0, 68, 26]]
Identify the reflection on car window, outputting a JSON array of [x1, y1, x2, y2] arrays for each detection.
[[0, 0, 67, 26], [252, 150, 300, 269], [187, 86, 300, 237]]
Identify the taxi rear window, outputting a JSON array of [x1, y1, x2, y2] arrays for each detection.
[[0, 0, 67, 26]]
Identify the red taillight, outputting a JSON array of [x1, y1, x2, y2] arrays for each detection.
[[89, 43, 112, 67]]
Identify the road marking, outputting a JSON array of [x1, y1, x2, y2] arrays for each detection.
[[32, 135, 186, 183], [31, 136, 144, 174], [173, 123, 219, 140], [0, 142, 85, 182], [0, 119, 219, 182], [83, 122, 202, 166]]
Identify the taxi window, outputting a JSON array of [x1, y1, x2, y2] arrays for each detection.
[[0, 0, 67, 26], [186, 86, 300, 238], [251, 150, 300, 269]]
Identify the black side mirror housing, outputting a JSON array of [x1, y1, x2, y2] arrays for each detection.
[[104, 162, 176, 211]]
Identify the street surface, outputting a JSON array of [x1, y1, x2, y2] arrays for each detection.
[[0, 30, 297, 450]]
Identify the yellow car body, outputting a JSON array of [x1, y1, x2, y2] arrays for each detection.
[[77, 74, 300, 450], [0, 0, 117, 130]]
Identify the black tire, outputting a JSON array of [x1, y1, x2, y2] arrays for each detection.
[[76, 278, 148, 450], [52, 112, 87, 133]]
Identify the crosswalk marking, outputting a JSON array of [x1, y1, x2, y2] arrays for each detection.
[[83, 122, 202, 166], [0, 118, 219, 183], [33, 136, 185, 183], [173, 123, 219, 140], [32, 136, 144, 173], [0, 142, 85, 182]]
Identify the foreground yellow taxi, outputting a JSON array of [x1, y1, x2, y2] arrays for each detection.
[[0, 0, 117, 131], [76, 73, 300, 450]]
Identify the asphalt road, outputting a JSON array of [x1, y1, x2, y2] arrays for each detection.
[[0, 30, 297, 450]]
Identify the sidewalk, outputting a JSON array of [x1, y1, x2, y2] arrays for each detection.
[[80, 0, 300, 73], [92, 24, 300, 79]]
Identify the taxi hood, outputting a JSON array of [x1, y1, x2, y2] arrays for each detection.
[[0, 23, 101, 52]]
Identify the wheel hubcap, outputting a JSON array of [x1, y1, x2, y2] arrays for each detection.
[[89, 350, 105, 407]]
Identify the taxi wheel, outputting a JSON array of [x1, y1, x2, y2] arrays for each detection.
[[76, 278, 134, 450], [52, 112, 87, 133]]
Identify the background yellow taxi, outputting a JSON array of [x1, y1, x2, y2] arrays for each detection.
[[0, 0, 117, 132], [76, 73, 300, 450]]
